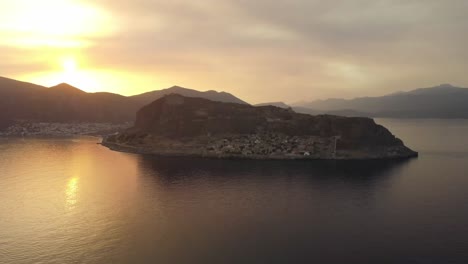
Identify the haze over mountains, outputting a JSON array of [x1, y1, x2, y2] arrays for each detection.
[[292, 84, 468, 118], [1, 76, 468, 126]]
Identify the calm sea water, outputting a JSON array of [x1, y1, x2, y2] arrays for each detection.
[[1, 119, 468, 264]]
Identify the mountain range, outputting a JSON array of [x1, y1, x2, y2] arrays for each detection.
[[1, 76, 468, 126], [0, 76, 246, 126], [291, 84, 468, 118]]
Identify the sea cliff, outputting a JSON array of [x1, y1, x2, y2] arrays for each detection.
[[102, 94, 418, 160]]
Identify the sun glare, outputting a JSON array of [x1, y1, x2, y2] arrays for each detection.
[[24, 57, 106, 92], [60, 57, 81, 85], [0, 0, 114, 48], [63, 58, 77, 74]]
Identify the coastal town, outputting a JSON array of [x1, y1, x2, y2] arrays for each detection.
[[105, 132, 342, 159], [205, 134, 338, 159], [0, 121, 131, 137]]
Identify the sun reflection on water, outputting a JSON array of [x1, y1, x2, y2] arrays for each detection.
[[66, 176, 79, 209]]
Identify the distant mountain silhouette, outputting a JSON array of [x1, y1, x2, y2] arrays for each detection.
[[130, 85, 247, 105], [294, 84, 468, 118], [2, 76, 467, 124], [254, 102, 291, 108], [0, 76, 247, 124], [0, 77, 134, 122], [292, 107, 370, 117]]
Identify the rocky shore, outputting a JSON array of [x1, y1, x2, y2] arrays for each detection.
[[101, 94, 418, 160], [102, 133, 417, 160], [0, 121, 131, 137]]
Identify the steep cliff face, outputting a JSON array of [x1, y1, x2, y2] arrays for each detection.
[[104, 94, 417, 159]]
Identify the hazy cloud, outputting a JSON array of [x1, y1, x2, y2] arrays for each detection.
[[2, 0, 468, 102]]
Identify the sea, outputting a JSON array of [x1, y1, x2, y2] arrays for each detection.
[[1, 118, 468, 264]]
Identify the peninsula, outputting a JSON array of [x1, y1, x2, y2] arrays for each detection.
[[102, 94, 417, 160]]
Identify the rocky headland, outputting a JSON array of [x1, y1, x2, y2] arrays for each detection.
[[102, 94, 418, 160]]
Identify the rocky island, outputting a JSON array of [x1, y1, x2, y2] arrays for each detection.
[[102, 94, 418, 160]]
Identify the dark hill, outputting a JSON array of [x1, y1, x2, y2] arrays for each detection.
[[0, 77, 248, 124], [48, 83, 87, 95], [130, 85, 247, 105], [0, 76, 44, 93], [254, 102, 290, 108]]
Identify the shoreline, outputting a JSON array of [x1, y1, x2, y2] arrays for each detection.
[[0, 134, 103, 140]]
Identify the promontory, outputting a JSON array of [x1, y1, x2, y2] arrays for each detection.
[[102, 94, 418, 160]]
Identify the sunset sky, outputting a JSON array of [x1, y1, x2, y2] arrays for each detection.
[[1, 0, 467, 103]]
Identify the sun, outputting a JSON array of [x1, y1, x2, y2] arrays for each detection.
[[63, 58, 77, 74], [61, 57, 79, 83], [56, 56, 100, 91]]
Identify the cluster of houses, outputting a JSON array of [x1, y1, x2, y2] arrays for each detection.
[[0, 121, 131, 137], [205, 133, 337, 158]]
